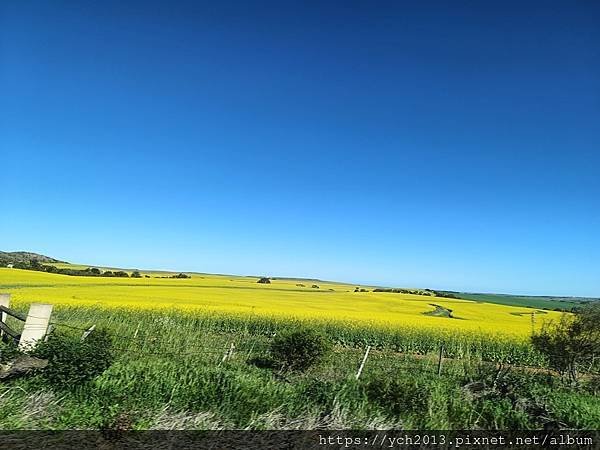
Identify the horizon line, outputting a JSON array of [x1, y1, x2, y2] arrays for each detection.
[[3, 249, 598, 300]]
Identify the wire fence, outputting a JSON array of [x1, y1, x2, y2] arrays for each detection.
[[2, 307, 450, 377], [33, 319, 559, 378], [2, 299, 598, 379]]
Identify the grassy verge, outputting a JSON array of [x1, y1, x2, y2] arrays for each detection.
[[1, 307, 598, 430]]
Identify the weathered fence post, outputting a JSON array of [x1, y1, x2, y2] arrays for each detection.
[[355, 345, 371, 380], [81, 324, 96, 341], [0, 294, 10, 339], [437, 345, 444, 376], [44, 325, 54, 342], [221, 342, 235, 363], [18, 303, 53, 351]]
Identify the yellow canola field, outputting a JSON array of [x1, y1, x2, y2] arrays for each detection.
[[0, 268, 560, 339]]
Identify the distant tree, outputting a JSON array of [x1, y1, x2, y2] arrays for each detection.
[[172, 273, 190, 279], [113, 271, 129, 278], [257, 277, 271, 284], [88, 267, 101, 275], [434, 291, 461, 299], [131, 271, 142, 278], [311, 284, 320, 289]]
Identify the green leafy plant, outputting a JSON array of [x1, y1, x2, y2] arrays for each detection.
[[270, 329, 331, 372], [364, 375, 427, 415], [532, 302, 600, 381], [34, 328, 115, 389], [0, 340, 21, 364]]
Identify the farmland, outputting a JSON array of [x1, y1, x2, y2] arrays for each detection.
[[452, 292, 597, 311], [0, 268, 562, 339], [1, 266, 598, 431]]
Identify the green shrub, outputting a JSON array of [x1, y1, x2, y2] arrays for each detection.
[[270, 329, 331, 372], [34, 329, 114, 389], [0, 340, 21, 364], [532, 302, 600, 381], [584, 375, 600, 396], [365, 375, 426, 415], [298, 377, 338, 406]]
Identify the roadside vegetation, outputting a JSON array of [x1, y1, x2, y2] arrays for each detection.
[[1, 304, 598, 430]]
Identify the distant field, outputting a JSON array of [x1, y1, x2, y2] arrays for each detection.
[[455, 292, 596, 311], [0, 267, 562, 339], [37, 263, 596, 311]]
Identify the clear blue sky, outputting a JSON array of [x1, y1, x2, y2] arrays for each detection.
[[1, 1, 599, 296]]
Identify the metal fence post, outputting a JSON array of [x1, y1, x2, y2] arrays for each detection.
[[18, 303, 53, 351]]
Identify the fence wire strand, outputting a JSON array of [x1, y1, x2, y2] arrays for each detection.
[[6, 304, 597, 377]]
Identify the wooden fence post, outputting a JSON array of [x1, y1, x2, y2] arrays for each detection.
[[81, 325, 96, 341], [18, 303, 53, 351], [221, 343, 235, 363], [0, 294, 9, 339], [44, 325, 54, 342], [437, 345, 444, 376], [355, 345, 371, 380]]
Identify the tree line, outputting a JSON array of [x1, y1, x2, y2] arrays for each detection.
[[12, 259, 192, 279], [11, 259, 134, 278], [372, 287, 461, 299]]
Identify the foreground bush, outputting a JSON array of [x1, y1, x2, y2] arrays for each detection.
[[0, 340, 21, 364], [532, 302, 600, 381], [35, 329, 114, 389], [365, 375, 427, 416], [270, 329, 331, 372]]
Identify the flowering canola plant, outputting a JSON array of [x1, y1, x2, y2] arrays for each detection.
[[0, 268, 560, 339]]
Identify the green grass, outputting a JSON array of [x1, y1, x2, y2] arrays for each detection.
[[10, 305, 546, 365], [1, 306, 598, 430], [455, 292, 596, 311]]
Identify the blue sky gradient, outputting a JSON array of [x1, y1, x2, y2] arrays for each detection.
[[1, 1, 599, 296]]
